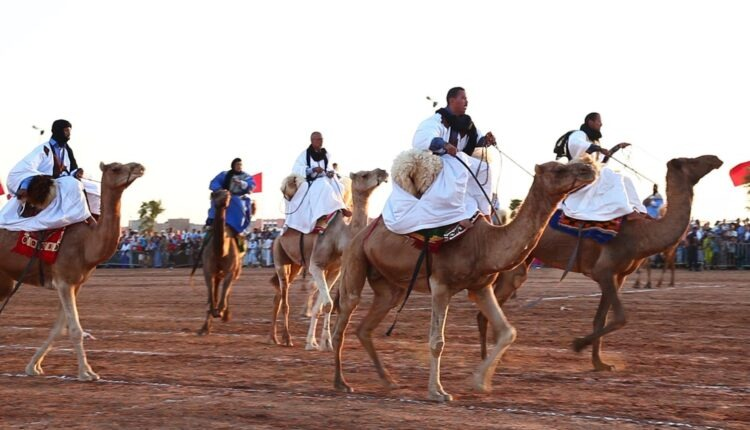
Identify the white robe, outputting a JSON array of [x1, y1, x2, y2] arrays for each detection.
[[284, 149, 347, 234], [383, 113, 491, 234], [560, 131, 645, 221], [0, 142, 91, 231]]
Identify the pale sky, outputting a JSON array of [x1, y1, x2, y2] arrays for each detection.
[[1, 0, 749, 227]]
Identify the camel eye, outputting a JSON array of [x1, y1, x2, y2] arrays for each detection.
[[112, 167, 122, 173]]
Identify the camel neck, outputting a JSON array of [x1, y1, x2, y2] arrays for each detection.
[[484, 178, 560, 272], [85, 187, 124, 264], [212, 206, 228, 258], [648, 168, 694, 253], [349, 191, 372, 231]]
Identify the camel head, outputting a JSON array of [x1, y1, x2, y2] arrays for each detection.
[[25, 175, 57, 210], [667, 155, 723, 186], [280, 174, 305, 201], [98, 162, 146, 191], [210, 189, 231, 210], [349, 168, 389, 196], [533, 158, 598, 199]]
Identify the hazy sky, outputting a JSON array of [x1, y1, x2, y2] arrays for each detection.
[[1, 0, 748, 227]]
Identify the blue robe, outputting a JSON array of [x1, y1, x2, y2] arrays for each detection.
[[206, 171, 255, 234]]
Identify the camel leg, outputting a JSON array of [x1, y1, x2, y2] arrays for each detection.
[[217, 269, 237, 322], [55, 281, 99, 381], [305, 263, 328, 350], [573, 272, 627, 355], [198, 272, 219, 335], [25, 308, 66, 376], [425, 280, 454, 402], [645, 259, 653, 289], [270, 264, 299, 346], [471, 285, 517, 394], [589, 293, 614, 371], [300, 284, 317, 318], [355, 280, 404, 391], [332, 246, 369, 393], [320, 268, 341, 351], [479, 264, 528, 359], [632, 262, 642, 288]]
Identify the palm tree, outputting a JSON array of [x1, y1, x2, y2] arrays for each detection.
[[138, 200, 165, 234]]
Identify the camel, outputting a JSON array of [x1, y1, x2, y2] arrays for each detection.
[[479, 155, 723, 371], [269, 168, 388, 349], [0, 162, 145, 381], [332, 157, 598, 401], [196, 189, 245, 335]]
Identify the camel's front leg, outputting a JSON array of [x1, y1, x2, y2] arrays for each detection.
[[318, 267, 341, 351], [217, 270, 238, 322], [305, 264, 328, 350], [56, 282, 99, 381], [26, 308, 66, 376], [471, 285, 516, 394], [428, 281, 453, 402]]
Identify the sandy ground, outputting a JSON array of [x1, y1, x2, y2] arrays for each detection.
[[0, 267, 747, 429]]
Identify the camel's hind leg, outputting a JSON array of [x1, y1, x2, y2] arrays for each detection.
[[318, 269, 341, 352], [26, 307, 66, 376], [471, 284, 517, 394], [479, 264, 528, 360], [332, 243, 369, 393], [355, 278, 404, 391], [54, 280, 99, 381]]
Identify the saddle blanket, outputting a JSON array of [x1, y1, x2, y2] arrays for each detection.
[[11, 228, 66, 264], [406, 211, 482, 252], [548, 209, 624, 244], [312, 211, 339, 234]]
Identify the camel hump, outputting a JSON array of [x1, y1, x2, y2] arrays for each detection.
[[280, 174, 306, 201], [26, 175, 57, 210], [391, 149, 443, 198]]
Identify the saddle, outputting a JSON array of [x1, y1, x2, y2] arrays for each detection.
[[406, 211, 483, 252], [11, 228, 66, 264], [548, 209, 644, 243], [311, 211, 340, 234]]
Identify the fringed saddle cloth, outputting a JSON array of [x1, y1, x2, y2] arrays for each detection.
[[548, 209, 632, 244], [11, 228, 66, 264], [406, 211, 483, 252]]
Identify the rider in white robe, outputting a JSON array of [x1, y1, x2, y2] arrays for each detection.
[[560, 114, 645, 221], [383, 87, 496, 234], [284, 132, 348, 234], [0, 120, 91, 231]]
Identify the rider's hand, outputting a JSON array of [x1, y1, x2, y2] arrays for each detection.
[[326, 171, 335, 178], [313, 167, 324, 174], [445, 143, 458, 155], [484, 132, 497, 146], [75, 169, 84, 179]]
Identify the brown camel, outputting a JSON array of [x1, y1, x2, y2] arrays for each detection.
[[196, 189, 246, 335], [269, 168, 388, 348], [479, 155, 723, 371], [0, 162, 145, 381], [332, 158, 597, 401]]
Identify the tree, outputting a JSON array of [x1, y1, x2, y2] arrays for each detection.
[[509, 198, 523, 219], [138, 200, 165, 234]]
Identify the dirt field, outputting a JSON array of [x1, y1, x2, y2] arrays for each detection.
[[0, 267, 747, 429]]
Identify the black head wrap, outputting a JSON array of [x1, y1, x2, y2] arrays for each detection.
[[51, 119, 72, 144], [223, 158, 243, 189]]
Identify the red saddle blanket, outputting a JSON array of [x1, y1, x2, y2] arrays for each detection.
[[406, 211, 483, 253], [312, 211, 339, 234], [11, 228, 66, 264]]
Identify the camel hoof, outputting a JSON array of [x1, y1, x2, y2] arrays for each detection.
[[79, 369, 100, 381], [428, 392, 453, 402], [221, 309, 231, 322], [572, 337, 589, 352], [320, 340, 333, 352], [283, 338, 294, 347], [594, 362, 616, 372], [197, 327, 210, 336], [472, 374, 492, 394], [267, 336, 281, 345], [25, 364, 44, 376], [334, 380, 354, 393], [211, 310, 221, 318], [644, 282, 652, 289], [305, 342, 319, 351]]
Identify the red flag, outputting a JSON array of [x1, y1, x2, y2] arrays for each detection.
[[0, 178, 4, 196], [252, 172, 262, 193], [729, 161, 750, 186]]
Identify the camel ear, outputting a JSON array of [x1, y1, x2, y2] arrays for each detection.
[[349, 172, 357, 179], [99, 162, 106, 172], [534, 164, 542, 176], [668, 158, 683, 169]]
